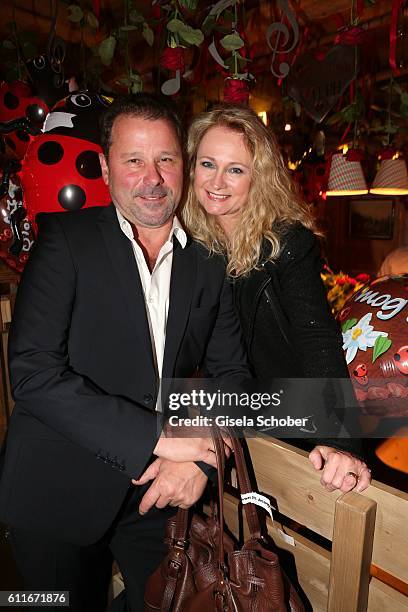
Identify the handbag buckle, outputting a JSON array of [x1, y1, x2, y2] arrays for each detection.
[[169, 541, 186, 571], [169, 539, 188, 568], [214, 588, 228, 611], [173, 538, 188, 551]]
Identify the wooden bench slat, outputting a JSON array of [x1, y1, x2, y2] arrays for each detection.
[[368, 578, 408, 611], [245, 436, 408, 584], [328, 493, 376, 612]]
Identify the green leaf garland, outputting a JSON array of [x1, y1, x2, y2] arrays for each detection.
[[98, 35, 117, 66], [67, 5, 84, 23], [220, 33, 244, 51]]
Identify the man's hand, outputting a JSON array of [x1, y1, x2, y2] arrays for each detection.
[[153, 427, 231, 467], [309, 446, 371, 493], [133, 459, 208, 514]]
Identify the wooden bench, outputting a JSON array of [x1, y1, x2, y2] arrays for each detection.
[[224, 436, 408, 611], [1, 281, 407, 610]]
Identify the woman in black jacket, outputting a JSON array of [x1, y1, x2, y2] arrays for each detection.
[[182, 104, 371, 493]]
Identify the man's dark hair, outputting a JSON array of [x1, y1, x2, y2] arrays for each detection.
[[100, 93, 185, 157]]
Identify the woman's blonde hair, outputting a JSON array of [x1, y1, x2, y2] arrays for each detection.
[[181, 104, 318, 277]]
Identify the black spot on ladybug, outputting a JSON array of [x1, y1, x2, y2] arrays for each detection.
[[394, 353, 401, 362], [26, 104, 47, 125], [38, 141, 64, 165], [5, 137, 16, 151], [58, 185, 86, 210], [16, 130, 30, 142], [75, 151, 102, 180], [4, 92, 19, 110]]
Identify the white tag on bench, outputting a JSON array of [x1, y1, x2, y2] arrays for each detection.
[[241, 492, 274, 521]]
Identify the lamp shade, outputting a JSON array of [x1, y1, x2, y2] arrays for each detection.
[[326, 152, 368, 196], [370, 158, 408, 195]]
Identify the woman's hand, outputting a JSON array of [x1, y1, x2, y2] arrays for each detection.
[[309, 445, 371, 493]]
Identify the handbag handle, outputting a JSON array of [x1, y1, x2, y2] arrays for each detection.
[[173, 426, 262, 554], [226, 431, 262, 537]]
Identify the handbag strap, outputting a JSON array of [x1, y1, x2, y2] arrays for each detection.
[[173, 427, 262, 550], [212, 425, 227, 567], [211, 426, 263, 567], [226, 431, 262, 538]]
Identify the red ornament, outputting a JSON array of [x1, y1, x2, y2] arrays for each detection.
[[334, 25, 366, 46], [339, 275, 408, 416], [346, 148, 365, 162], [355, 273, 370, 284], [223, 79, 249, 104], [160, 47, 185, 73]]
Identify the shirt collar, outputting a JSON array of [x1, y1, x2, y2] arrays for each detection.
[[115, 208, 187, 249]]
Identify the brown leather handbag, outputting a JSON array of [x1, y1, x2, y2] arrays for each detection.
[[144, 427, 305, 611]]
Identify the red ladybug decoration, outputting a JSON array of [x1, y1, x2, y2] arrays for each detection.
[[20, 92, 113, 224], [339, 275, 408, 416], [0, 81, 48, 159], [352, 363, 368, 386], [21, 136, 111, 221]]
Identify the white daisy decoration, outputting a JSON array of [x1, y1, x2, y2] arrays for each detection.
[[342, 312, 388, 365]]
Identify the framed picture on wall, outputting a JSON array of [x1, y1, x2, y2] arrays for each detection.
[[349, 199, 395, 240]]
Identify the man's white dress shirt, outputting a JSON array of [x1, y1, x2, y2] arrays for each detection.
[[116, 209, 187, 379]]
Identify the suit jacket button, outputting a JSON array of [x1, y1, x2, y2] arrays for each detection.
[[143, 393, 153, 405]]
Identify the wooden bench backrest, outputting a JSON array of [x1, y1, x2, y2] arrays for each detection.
[[224, 436, 408, 611]]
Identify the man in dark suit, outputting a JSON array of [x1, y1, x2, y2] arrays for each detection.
[[0, 94, 249, 611]]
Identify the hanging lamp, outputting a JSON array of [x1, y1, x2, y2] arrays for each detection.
[[326, 150, 368, 196], [370, 152, 408, 196], [326, 0, 368, 197], [370, 79, 408, 195]]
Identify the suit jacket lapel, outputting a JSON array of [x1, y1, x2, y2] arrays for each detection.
[[162, 238, 196, 378], [97, 204, 155, 372]]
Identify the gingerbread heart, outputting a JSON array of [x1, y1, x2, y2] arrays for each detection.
[[287, 45, 356, 123]]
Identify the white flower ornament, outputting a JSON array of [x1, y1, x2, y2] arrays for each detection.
[[342, 312, 388, 365]]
